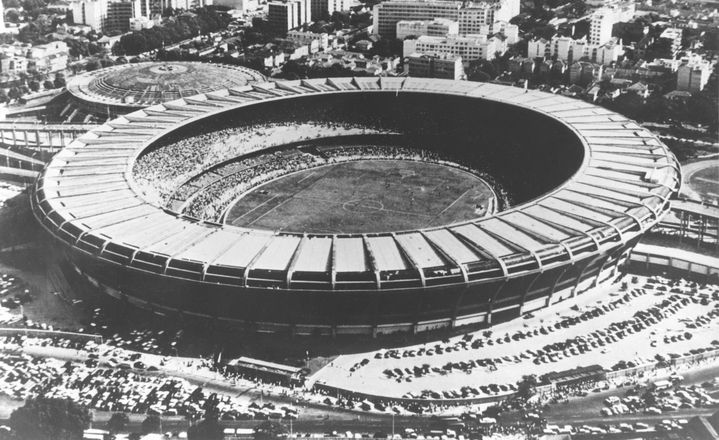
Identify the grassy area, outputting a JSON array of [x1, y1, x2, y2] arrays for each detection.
[[226, 160, 495, 234], [688, 165, 718, 199]]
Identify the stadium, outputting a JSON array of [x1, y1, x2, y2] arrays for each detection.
[[49, 62, 265, 123], [31, 77, 681, 336]]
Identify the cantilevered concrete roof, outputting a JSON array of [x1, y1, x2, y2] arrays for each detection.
[[33, 78, 681, 290]]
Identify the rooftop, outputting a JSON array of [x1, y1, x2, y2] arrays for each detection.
[[67, 62, 266, 108]]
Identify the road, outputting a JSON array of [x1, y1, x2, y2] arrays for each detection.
[[543, 363, 719, 426]]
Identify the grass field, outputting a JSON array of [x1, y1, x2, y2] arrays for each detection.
[[688, 164, 719, 200], [225, 160, 496, 234]]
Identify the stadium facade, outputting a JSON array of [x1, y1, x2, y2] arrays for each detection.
[[32, 78, 681, 336]]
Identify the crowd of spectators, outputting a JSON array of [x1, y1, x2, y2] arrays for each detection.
[[183, 150, 323, 220], [176, 144, 510, 222], [132, 121, 392, 206], [131, 104, 518, 221]]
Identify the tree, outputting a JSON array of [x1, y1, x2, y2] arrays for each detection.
[[612, 22, 645, 44], [703, 29, 719, 50], [482, 404, 502, 418], [644, 38, 672, 60], [9, 397, 91, 440], [188, 417, 224, 440], [606, 92, 645, 120], [466, 59, 497, 81], [108, 412, 130, 434], [7, 87, 21, 100], [254, 420, 288, 440], [85, 59, 102, 71], [5, 10, 19, 22], [688, 91, 719, 129], [515, 374, 539, 401], [54, 74, 66, 88], [141, 414, 161, 434]]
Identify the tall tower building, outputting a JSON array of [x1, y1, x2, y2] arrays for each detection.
[[589, 8, 615, 45], [70, 0, 109, 31], [268, 0, 309, 35]]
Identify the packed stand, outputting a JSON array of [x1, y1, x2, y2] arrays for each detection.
[[177, 144, 510, 222]]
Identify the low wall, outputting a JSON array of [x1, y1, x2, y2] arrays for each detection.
[[628, 243, 719, 281], [0, 327, 102, 344]]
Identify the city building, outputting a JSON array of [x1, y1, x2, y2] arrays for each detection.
[[492, 20, 518, 44], [591, 38, 623, 65], [213, 0, 257, 10], [0, 56, 28, 74], [458, 0, 519, 35], [373, 0, 462, 38], [396, 18, 458, 40], [104, 0, 133, 33], [132, 0, 150, 18], [69, 0, 107, 30], [310, 0, 327, 20], [327, 0, 353, 15], [569, 60, 601, 85], [554, 36, 588, 63], [287, 30, 330, 52], [509, 56, 535, 77], [129, 15, 158, 30], [589, 8, 614, 46], [375, 0, 519, 39], [27, 41, 68, 73], [268, 0, 310, 35], [529, 35, 623, 65], [305, 0, 353, 20], [407, 52, 463, 79], [166, 0, 213, 10], [659, 27, 683, 54], [589, 2, 635, 45], [70, 0, 167, 32], [527, 37, 549, 58], [676, 57, 712, 92], [354, 39, 372, 52], [405, 34, 506, 62], [0, 42, 31, 57]]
